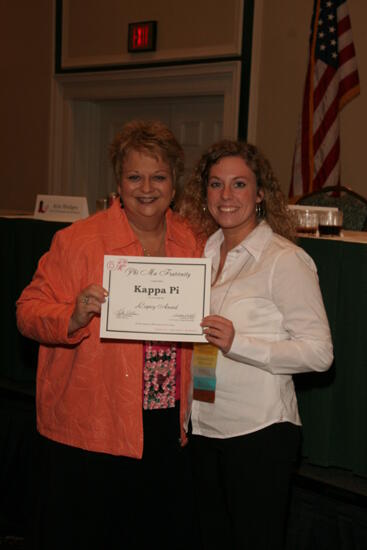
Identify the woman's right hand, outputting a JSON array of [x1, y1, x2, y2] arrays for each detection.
[[68, 284, 108, 335], [201, 314, 235, 354]]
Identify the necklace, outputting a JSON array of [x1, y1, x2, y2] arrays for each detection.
[[215, 251, 252, 315], [141, 230, 166, 257]]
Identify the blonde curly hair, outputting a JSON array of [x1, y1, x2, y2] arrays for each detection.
[[176, 139, 296, 242], [110, 120, 184, 188]]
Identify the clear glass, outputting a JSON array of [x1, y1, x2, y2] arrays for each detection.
[[296, 210, 319, 235], [318, 210, 343, 237], [96, 198, 108, 212]]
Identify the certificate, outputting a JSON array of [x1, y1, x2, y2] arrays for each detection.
[[100, 256, 212, 342]]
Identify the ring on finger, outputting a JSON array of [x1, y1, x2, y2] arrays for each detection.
[[81, 295, 89, 305]]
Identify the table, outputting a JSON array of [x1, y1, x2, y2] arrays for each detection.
[[296, 233, 367, 478], [1, 218, 367, 476], [0, 217, 70, 532], [1, 217, 68, 391]]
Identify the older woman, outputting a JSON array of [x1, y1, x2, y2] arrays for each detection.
[[178, 140, 333, 550], [16, 120, 202, 550]]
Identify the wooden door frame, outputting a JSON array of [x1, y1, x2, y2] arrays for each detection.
[[48, 62, 241, 197]]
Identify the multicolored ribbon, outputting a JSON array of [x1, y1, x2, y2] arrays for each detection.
[[192, 343, 218, 403]]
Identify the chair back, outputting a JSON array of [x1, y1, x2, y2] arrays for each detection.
[[296, 186, 367, 231]]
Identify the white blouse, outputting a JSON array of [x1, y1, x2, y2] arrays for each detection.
[[191, 221, 333, 438]]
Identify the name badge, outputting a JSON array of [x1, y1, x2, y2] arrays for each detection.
[[192, 343, 218, 403]]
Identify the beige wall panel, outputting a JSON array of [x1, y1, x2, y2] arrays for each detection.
[[339, 1, 367, 196], [0, 2, 53, 212], [253, 0, 366, 199], [62, 0, 243, 67], [254, 0, 313, 195], [1, 1, 366, 213]]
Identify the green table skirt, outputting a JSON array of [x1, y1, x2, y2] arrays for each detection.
[[296, 237, 367, 477], [1, 218, 367, 476]]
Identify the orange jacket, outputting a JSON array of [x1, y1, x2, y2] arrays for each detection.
[[16, 200, 203, 458]]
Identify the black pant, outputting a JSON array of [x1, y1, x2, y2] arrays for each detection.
[[191, 422, 301, 550], [26, 404, 195, 550]]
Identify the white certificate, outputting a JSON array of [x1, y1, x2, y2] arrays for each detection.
[[100, 256, 211, 342]]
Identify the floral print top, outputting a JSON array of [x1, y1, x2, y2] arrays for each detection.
[[143, 342, 181, 410]]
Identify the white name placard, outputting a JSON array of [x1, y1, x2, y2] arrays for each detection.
[[33, 194, 89, 222]]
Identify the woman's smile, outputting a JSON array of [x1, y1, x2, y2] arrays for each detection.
[[136, 196, 159, 203], [217, 205, 240, 212]]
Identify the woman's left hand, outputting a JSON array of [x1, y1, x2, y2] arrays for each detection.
[[68, 284, 108, 336], [201, 315, 235, 354]]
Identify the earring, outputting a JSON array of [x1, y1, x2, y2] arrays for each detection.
[[256, 202, 265, 218]]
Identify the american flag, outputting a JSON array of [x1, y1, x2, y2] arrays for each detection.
[[289, 0, 360, 197]]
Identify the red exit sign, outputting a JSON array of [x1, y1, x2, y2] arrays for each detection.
[[128, 21, 157, 52]]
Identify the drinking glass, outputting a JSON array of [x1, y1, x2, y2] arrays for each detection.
[[96, 198, 108, 212], [296, 210, 319, 235], [318, 210, 343, 237]]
